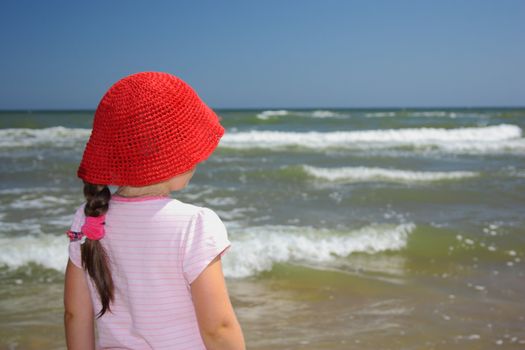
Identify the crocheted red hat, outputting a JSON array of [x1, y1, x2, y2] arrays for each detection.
[[77, 72, 224, 186]]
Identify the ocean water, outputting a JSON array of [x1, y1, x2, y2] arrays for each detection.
[[0, 108, 524, 349]]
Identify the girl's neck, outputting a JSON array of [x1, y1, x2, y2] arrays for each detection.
[[115, 183, 171, 198]]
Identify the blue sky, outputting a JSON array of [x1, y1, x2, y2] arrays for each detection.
[[0, 0, 523, 109]]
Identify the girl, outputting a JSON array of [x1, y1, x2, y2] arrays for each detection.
[[64, 72, 245, 350]]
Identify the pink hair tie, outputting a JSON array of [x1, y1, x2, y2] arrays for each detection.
[[66, 215, 107, 244], [81, 215, 106, 241]]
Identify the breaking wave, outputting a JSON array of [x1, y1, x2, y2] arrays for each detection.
[[301, 165, 479, 183], [220, 124, 524, 154], [223, 223, 415, 278], [0, 126, 90, 148], [256, 110, 289, 120]]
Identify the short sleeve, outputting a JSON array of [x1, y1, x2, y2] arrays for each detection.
[[182, 207, 231, 284], [68, 205, 85, 269]]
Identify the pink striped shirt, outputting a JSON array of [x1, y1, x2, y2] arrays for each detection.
[[68, 194, 231, 349]]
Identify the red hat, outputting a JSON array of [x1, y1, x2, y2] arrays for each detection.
[[77, 72, 224, 186]]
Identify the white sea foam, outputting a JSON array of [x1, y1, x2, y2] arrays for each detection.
[[365, 111, 457, 118], [223, 223, 415, 278], [0, 223, 414, 278], [10, 195, 73, 209], [302, 165, 479, 183], [0, 126, 90, 148], [0, 234, 68, 271], [258, 110, 345, 119], [204, 197, 238, 207], [0, 221, 42, 235], [220, 124, 524, 154], [256, 110, 289, 120], [310, 110, 340, 118]]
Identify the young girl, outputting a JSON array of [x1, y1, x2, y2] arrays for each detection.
[[64, 72, 245, 350]]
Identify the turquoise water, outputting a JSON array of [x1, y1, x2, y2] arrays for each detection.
[[1, 108, 524, 349]]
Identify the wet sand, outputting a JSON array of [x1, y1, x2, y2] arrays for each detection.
[[2, 258, 524, 350]]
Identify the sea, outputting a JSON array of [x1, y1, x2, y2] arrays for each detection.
[[0, 108, 524, 349]]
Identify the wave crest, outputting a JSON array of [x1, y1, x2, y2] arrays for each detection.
[[301, 165, 479, 183], [0, 126, 90, 148], [220, 124, 524, 154], [223, 223, 415, 278], [256, 110, 289, 120]]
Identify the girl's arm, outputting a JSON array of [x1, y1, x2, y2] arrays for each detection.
[[191, 256, 246, 350], [64, 259, 95, 350]]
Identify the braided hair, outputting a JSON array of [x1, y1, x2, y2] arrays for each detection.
[[80, 181, 114, 318]]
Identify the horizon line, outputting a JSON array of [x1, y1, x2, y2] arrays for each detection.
[[1, 105, 524, 112]]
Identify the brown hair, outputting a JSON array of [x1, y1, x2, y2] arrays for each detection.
[[81, 181, 114, 318]]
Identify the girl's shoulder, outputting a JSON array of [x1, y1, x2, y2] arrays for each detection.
[[166, 199, 224, 224]]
